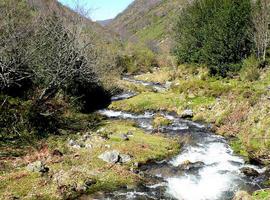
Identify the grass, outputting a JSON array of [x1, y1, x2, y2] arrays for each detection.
[[0, 120, 179, 199], [153, 115, 172, 128], [110, 90, 215, 115], [135, 68, 171, 83], [252, 189, 270, 200], [114, 65, 270, 165]]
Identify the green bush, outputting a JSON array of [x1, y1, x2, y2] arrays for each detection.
[[174, 0, 253, 76], [0, 95, 31, 140], [240, 56, 260, 81], [123, 44, 158, 74]]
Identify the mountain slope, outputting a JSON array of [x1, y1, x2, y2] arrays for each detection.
[[28, 0, 119, 44], [108, 0, 188, 54], [97, 19, 113, 26]]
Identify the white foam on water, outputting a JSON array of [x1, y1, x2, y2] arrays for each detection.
[[166, 170, 237, 200], [170, 141, 244, 167], [113, 191, 155, 199], [123, 77, 165, 91], [167, 125, 189, 131], [165, 139, 261, 200], [111, 92, 136, 101], [99, 110, 154, 119]]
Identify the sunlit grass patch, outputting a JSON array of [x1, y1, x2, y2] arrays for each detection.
[[0, 120, 179, 199]]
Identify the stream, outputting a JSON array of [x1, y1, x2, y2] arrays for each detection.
[[97, 77, 267, 200]]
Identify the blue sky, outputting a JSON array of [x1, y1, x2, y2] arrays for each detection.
[[58, 0, 134, 21]]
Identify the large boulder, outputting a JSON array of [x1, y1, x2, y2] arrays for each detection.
[[233, 191, 252, 200], [98, 150, 120, 163]]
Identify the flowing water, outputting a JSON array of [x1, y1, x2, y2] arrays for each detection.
[[96, 77, 267, 200]]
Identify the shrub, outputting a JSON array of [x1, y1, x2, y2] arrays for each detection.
[[0, 95, 31, 140], [240, 56, 260, 81], [0, 0, 35, 97], [174, 0, 253, 76]]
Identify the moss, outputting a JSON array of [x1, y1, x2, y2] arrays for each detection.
[[117, 79, 153, 93], [110, 91, 182, 113], [152, 115, 172, 128], [230, 139, 249, 159], [0, 120, 179, 199], [135, 68, 171, 84], [252, 189, 270, 200]]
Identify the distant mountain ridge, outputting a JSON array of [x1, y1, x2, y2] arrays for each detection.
[[108, 0, 188, 54], [27, 0, 119, 44], [97, 19, 113, 27]]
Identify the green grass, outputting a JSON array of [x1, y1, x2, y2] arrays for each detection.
[[153, 115, 172, 128], [252, 189, 270, 200], [110, 90, 215, 115], [116, 65, 270, 164], [0, 120, 179, 199]]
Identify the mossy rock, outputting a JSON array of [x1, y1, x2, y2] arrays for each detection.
[[152, 115, 172, 128]]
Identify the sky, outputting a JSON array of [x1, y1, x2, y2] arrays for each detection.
[[58, 0, 134, 21]]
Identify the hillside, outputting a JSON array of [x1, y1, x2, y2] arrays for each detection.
[[108, 0, 187, 54], [97, 19, 113, 26], [28, 0, 119, 44]]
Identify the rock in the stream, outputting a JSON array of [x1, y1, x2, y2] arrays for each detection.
[[181, 109, 194, 118], [26, 161, 49, 173], [98, 150, 120, 163], [179, 160, 205, 170], [233, 191, 252, 200], [240, 167, 260, 177]]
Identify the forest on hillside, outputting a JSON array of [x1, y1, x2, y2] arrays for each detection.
[[0, 0, 270, 199]]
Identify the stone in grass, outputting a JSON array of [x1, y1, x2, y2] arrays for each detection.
[[98, 150, 120, 163], [120, 133, 129, 141], [26, 161, 49, 173], [181, 109, 193, 119], [68, 139, 85, 149], [119, 154, 132, 163], [98, 150, 132, 164]]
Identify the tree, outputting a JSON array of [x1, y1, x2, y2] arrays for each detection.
[[252, 0, 270, 63], [174, 0, 253, 76], [0, 0, 36, 96]]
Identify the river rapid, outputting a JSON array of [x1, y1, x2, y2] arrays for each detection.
[[96, 77, 267, 200]]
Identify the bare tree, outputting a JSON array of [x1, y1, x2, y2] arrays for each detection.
[[33, 13, 98, 102], [0, 0, 36, 92], [253, 0, 270, 62]]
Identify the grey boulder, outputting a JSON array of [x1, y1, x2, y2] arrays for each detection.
[[98, 150, 120, 163], [98, 150, 132, 164], [26, 161, 49, 173]]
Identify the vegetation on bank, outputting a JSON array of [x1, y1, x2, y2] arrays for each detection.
[[1, 0, 270, 199], [0, 0, 121, 142], [0, 119, 179, 199], [111, 65, 270, 165]]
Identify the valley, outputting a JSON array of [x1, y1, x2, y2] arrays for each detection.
[[0, 0, 270, 199]]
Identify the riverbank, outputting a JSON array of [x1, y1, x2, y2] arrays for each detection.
[[0, 114, 179, 199], [111, 66, 270, 198], [112, 66, 270, 165], [1, 66, 270, 199]]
